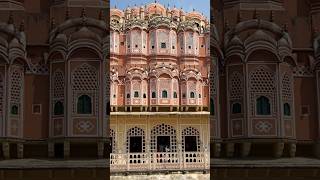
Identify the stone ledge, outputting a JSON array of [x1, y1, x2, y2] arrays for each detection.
[[211, 157, 320, 168], [111, 112, 210, 115], [0, 159, 107, 169], [111, 173, 210, 180]]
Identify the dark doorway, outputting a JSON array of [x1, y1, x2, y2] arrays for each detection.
[[9, 144, 17, 159], [185, 136, 197, 152], [130, 136, 142, 153], [54, 143, 64, 158], [157, 136, 170, 152], [110, 137, 113, 153]]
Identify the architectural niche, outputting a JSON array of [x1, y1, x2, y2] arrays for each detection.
[[223, 12, 297, 158], [0, 13, 27, 159], [48, 8, 108, 158]]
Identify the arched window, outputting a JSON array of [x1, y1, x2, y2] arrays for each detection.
[[173, 92, 177, 98], [256, 96, 271, 115], [143, 93, 146, 98], [134, 91, 139, 98], [126, 93, 130, 98], [162, 90, 168, 98], [199, 94, 201, 98], [152, 92, 156, 98], [77, 95, 92, 114], [232, 103, 241, 114], [190, 92, 195, 98], [54, 101, 64, 115], [284, 103, 291, 116], [210, 98, 214, 115], [11, 105, 18, 115]]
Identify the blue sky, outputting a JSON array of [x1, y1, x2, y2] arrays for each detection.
[[110, 0, 210, 19]]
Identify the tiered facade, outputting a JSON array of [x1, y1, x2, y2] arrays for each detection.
[[0, 0, 110, 159], [109, 2, 210, 172], [212, 0, 320, 160]]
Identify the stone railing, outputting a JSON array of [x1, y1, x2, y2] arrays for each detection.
[[110, 151, 209, 172]]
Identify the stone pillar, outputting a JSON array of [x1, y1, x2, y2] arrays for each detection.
[[273, 142, 284, 158], [213, 143, 221, 158], [177, 141, 183, 170], [64, 141, 70, 159], [314, 142, 320, 158], [48, 142, 55, 158], [226, 143, 235, 158], [2, 142, 9, 159], [17, 143, 23, 159], [241, 142, 251, 158], [97, 142, 104, 159], [289, 143, 296, 157]]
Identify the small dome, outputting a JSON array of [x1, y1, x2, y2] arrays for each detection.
[[146, 2, 166, 15], [131, 6, 140, 16], [171, 7, 181, 17], [186, 11, 205, 21], [110, 8, 124, 18]]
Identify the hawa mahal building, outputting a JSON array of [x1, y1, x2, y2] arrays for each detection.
[[109, 2, 210, 172], [1, 0, 320, 178]]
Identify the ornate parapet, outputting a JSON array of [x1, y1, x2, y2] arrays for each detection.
[[49, 10, 108, 61], [224, 17, 294, 64]]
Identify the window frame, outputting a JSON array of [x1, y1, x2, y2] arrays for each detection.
[[284, 103, 291, 116], [162, 90, 168, 98], [53, 101, 64, 116], [134, 91, 139, 98], [77, 94, 93, 115], [256, 96, 271, 116]]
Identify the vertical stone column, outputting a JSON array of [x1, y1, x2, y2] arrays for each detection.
[[64, 141, 70, 159], [289, 143, 296, 157], [314, 142, 320, 158], [213, 143, 221, 158], [2, 142, 9, 159], [241, 142, 251, 157], [17, 143, 23, 159], [273, 142, 284, 158], [226, 143, 234, 158], [48, 142, 55, 158], [97, 141, 104, 159], [177, 140, 183, 170]]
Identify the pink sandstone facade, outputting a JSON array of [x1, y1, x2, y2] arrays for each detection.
[[109, 2, 211, 173], [211, 0, 320, 159], [0, 0, 109, 159], [110, 3, 210, 111]]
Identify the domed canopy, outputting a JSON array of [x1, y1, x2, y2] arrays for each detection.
[[110, 8, 124, 18], [171, 7, 181, 17], [131, 6, 140, 16], [186, 11, 205, 21], [146, 2, 166, 15]]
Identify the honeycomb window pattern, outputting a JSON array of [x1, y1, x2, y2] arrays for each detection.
[[150, 123, 177, 152], [282, 73, 292, 102], [250, 66, 275, 93], [10, 68, 23, 104], [110, 129, 116, 153], [126, 127, 145, 153], [182, 126, 201, 152], [53, 70, 65, 99], [72, 63, 98, 91], [229, 71, 243, 100]]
